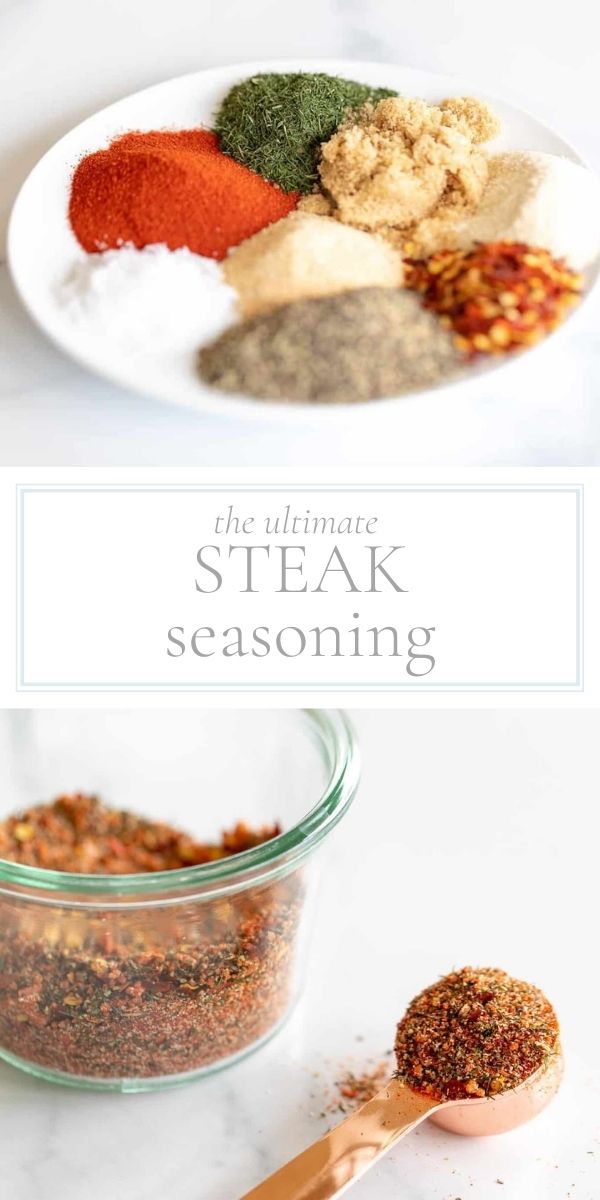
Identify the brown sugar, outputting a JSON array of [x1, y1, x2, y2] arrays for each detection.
[[304, 95, 500, 256]]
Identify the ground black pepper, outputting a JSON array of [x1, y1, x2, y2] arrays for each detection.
[[199, 288, 463, 403]]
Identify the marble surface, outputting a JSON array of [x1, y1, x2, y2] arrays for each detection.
[[1, 0, 600, 466], [1, 709, 599, 1199]]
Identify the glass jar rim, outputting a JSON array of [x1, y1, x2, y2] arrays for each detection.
[[0, 710, 359, 898]]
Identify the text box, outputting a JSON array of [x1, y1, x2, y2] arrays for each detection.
[[17, 485, 582, 691]]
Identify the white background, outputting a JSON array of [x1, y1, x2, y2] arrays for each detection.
[[1, 0, 600, 466], [17, 481, 581, 691], [0, 5, 599, 1194], [1, 708, 598, 1200]]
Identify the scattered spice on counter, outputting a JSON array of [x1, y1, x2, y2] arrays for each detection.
[[214, 72, 396, 193], [69, 128, 298, 259], [435, 151, 600, 268], [199, 287, 464, 403], [327, 1059, 393, 1114], [304, 95, 500, 254], [395, 967, 560, 1101], [0, 793, 280, 873], [407, 241, 582, 356], [0, 796, 301, 1080], [224, 211, 403, 318], [57, 244, 237, 357]]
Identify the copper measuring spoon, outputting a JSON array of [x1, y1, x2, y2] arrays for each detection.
[[240, 1049, 563, 1200]]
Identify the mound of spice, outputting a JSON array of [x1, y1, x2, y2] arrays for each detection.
[[303, 95, 500, 255], [214, 72, 396, 193], [224, 211, 403, 318], [439, 151, 600, 269], [0, 792, 280, 873], [0, 796, 302, 1080], [57, 244, 237, 358], [407, 241, 582, 356], [69, 128, 298, 260], [199, 287, 464, 403], [395, 967, 560, 1101]]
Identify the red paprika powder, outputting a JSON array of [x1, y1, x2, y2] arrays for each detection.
[[68, 128, 299, 260]]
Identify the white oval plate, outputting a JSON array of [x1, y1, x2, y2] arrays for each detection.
[[7, 58, 598, 425]]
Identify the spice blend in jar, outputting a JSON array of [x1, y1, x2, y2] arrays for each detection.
[[0, 795, 304, 1082], [0, 793, 280, 872], [394, 966, 560, 1101]]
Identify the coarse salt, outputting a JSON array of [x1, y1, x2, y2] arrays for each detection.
[[56, 243, 238, 359]]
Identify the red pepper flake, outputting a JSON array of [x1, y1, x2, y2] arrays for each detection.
[[406, 242, 583, 358]]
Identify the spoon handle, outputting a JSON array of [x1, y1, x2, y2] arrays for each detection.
[[239, 1079, 440, 1200]]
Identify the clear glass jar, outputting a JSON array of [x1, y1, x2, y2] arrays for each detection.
[[0, 709, 359, 1091]]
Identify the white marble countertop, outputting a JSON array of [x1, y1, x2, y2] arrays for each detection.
[[1, 709, 599, 1199], [1, 0, 600, 467]]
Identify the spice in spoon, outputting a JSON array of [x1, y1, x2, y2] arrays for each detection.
[[238, 969, 562, 1198], [394, 966, 560, 1101]]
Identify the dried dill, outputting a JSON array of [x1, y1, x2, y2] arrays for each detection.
[[214, 72, 396, 193]]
